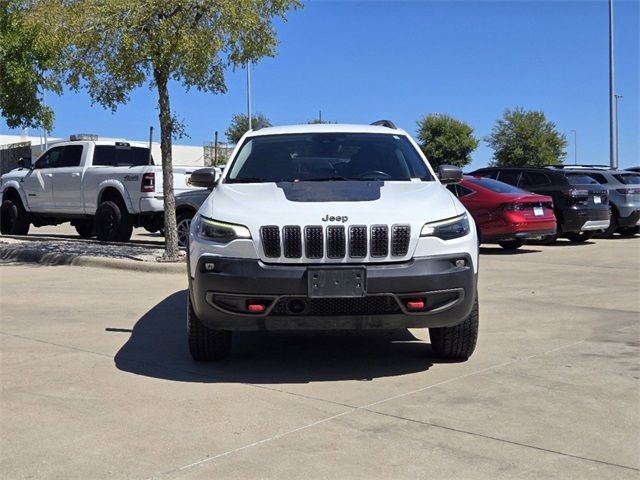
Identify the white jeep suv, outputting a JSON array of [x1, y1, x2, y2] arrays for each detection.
[[187, 121, 479, 361]]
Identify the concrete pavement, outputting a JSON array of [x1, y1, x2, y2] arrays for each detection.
[[0, 237, 639, 479]]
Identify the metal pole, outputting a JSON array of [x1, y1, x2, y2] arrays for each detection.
[[570, 130, 577, 165], [319, 110, 322, 123], [609, 0, 617, 169], [43, 89, 48, 150], [615, 94, 622, 166], [247, 60, 252, 130], [148, 126, 154, 165], [214, 131, 218, 165]]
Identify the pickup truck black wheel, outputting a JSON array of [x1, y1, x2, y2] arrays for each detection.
[[176, 210, 194, 248], [187, 295, 231, 361], [0, 199, 30, 235], [73, 220, 95, 238], [429, 296, 478, 360], [95, 200, 133, 242], [498, 239, 524, 250], [566, 231, 594, 243]]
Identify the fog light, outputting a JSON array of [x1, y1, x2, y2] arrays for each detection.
[[204, 262, 216, 271], [455, 259, 466, 268]]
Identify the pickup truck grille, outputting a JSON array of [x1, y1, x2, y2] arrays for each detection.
[[260, 224, 411, 261]]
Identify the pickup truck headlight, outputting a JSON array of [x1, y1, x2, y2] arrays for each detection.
[[421, 213, 470, 240], [198, 216, 251, 243]]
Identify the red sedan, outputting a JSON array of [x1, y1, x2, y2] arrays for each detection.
[[448, 176, 557, 249]]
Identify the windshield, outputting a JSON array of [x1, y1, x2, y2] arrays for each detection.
[[226, 133, 433, 183], [465, 176, 526, 194], [614, 173, 640, 185], [566, 173, 599, 185]]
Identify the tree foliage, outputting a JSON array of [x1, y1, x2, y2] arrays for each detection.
[[0, 0, 63, 130], [225, 113, 272, 144], [485, 107, 567, 167], [28, 0, 300, 259], [415, 114, 479, 168]]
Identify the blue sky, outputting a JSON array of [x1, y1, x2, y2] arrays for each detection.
[[3, 0, 638, 170]]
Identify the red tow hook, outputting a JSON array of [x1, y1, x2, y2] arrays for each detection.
[[405, 299, 426, 311]]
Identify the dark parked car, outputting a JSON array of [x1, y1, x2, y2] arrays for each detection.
[[469, 167, 609, 243], [448, 176, 556, 249], [550, 166, 640, 237]]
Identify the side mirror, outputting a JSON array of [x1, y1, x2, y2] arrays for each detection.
[[437, 165, 463, 185], [189, 168, 220, 189]]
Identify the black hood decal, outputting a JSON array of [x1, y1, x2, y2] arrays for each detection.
[[277, 181, 383, 202]]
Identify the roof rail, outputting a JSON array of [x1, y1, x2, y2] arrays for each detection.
[[371, 120, 397, 129], [550, 164, 612, 170]]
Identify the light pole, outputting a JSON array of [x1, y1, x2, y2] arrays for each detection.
[[570, 129, 577, 165], [246, 60, 252, 130], [609, 0, 617, 169], [615, 94, 622, 165]]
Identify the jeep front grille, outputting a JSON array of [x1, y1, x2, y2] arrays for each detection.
[[283, 226, 302, 258], [260, 226, 281, 258], [260, 224, 411, 261], [327, 225, 346, 258]]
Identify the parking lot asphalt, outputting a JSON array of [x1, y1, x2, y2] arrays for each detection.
[[1, 237, 639, 479]]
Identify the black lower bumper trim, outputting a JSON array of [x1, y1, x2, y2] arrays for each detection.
[[189, 255, 477, 331]]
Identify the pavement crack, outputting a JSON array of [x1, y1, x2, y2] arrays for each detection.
[[363, 409, 640, 473]]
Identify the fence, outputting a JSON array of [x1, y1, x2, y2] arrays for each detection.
[[0, 142, 32, 175]]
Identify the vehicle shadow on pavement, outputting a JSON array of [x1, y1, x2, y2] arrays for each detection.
[[114, 290, 438, 383], [479, 246, 541, 255]]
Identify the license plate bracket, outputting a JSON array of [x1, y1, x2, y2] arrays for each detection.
[[308, 268, 366, 298], [594, 196, 602, 204], [533, 207, 544, 216]]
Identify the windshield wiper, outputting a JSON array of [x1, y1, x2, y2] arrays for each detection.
[[298, 176, 361, 182], [230, 177, 263, 183]]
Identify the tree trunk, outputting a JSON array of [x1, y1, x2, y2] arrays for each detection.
[[154, 69, 180, 261]]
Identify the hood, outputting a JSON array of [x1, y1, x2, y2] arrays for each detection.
[[201, 180, 463, 235]]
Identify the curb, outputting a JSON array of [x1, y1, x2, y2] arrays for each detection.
[[0, 246, 186, 273]]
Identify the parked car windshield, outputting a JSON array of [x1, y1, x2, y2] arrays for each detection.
[[466, 176, 526, 194], [226, 133, 433, 183], [614, 173, 640, 185], [565, 173, 599, 185]]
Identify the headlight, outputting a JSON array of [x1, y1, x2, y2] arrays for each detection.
[[421, 213, 470, 240], [197, 216, 251, 243]]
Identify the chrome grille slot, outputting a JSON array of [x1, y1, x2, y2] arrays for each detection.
[[391, 225, 410, 256], [326, 225, 346, 259], [349, 225, 367, 258], [283, 226, 302, 258], [370, 225, 389, 257], [304, 226, 324, 259], [260, 226, 281, 258]]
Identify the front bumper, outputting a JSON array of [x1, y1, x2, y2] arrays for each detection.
[[189, 254, 477, 331]]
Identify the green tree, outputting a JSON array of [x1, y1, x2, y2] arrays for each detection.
[[30, 0, 300, 260], [0, 0, 63, 130], [485, 107, 567, 167], [225, 113, 272, 144], [415, 114, 479, 168]]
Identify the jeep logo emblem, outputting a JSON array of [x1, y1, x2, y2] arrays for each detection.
[[322, 215, 348, 223]]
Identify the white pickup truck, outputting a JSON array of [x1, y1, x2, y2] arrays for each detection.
[[0, 135, 197, 241]]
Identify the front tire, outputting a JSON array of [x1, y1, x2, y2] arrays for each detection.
[[95, 200, 133, 242], [566, 231, 594, 243], [498, 239, 524, 250], [595, 208, 618, 238], [187, 295, 231, 361], [73, 220, 95, 238], [176, 210, 194, 248], [0, 198, 30, 235], [429, 296, 478, 360]]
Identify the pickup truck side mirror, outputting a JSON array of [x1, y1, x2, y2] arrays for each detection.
[[16, 157, 31, 169], [189, 168, 220, 189], [437, 165, 463, 185]]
